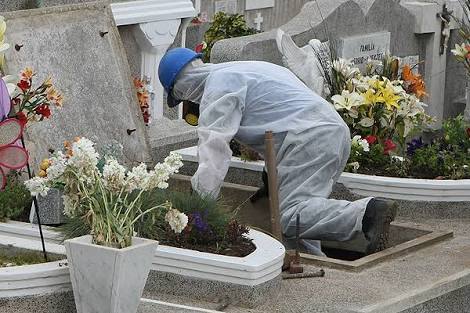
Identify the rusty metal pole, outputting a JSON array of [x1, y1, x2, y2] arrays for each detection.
[[264, 131, 283, 241]]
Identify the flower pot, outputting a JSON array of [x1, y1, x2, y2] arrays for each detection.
[[64, 235, 157, 313]]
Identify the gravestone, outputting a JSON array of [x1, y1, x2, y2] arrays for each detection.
[[3, 2, 151, 224], [338, 31, 391, 68]]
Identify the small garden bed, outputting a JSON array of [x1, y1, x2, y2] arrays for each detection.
[[0, 245, 62, 267]]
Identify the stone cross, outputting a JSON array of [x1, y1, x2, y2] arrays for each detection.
[[437, 4, 453, 55], [254, 12, 264, 31], [402, 0, 463, 128]]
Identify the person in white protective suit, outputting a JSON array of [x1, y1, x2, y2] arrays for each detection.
[[158, 48, 398, 256]]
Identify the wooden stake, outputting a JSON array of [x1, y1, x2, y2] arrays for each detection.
[[264, 131, 283, 241]]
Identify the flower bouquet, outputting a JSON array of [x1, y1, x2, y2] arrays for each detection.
[[330, 56, 432, 144], [25, 137, 186, 248]]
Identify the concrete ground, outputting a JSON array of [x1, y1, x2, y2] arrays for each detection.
[[143, 177, 470, 313]]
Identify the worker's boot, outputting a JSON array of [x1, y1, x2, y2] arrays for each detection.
[[362, 198, 398, 254]]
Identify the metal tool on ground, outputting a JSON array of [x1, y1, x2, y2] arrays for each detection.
[[264, 131, 283, 241]]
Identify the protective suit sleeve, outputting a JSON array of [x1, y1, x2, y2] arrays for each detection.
[[191, 77, 247, 198]]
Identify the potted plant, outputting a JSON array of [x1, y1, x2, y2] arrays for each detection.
[[25, 137, 186, 313]]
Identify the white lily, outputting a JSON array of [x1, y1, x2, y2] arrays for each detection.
[[451, 43, 468, 58], [331, 90, 364, 111]]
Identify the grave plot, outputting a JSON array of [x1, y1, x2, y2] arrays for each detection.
[[0, 176, 284, 312]]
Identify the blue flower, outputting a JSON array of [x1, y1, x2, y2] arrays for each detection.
[[407, 137, 425, 156], [191, 212, 209, 233]]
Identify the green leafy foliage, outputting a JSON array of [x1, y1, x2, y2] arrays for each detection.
[[60, 189, 254, 256], [0, 248, 62, 267], [347, 115, 470, 179], [0, 172, 31, 222], [202, 12, 257, 62]]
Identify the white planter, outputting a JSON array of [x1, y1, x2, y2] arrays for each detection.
[[64, 235, 157, 313], [153, 229, 285, 286], [175, 146, 470, 202], [337, 172, 470, 202]]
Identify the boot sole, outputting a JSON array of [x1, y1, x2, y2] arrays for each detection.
[[366, 201, 398, 254]]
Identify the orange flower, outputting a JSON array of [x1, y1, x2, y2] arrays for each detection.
[[137, 91, 149, 106], [64, 141, 73, 157], [133, 77, 144, 89], [43, 76, 53, 88], [54, 93, 64, 107], [21, 67, 34, 80], [46, 87, 57, 101], [402, 65, 427, 100]]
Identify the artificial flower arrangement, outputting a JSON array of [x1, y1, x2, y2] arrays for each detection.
[[133, 77, 151, 125], [11, 67, 63, 125], [25, 137, 187, 248]]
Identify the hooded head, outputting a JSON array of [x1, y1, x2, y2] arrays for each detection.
[[158, 47, 203, 108]]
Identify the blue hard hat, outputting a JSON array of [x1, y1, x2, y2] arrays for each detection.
[[158, 48, 202, 108]]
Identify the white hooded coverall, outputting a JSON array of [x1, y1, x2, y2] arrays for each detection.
[[172, 60, 372, 255]]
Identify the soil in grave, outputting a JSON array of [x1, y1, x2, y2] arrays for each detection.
[[322, 247, 365, 261], [159, 237, 256, 257], [0, 248, 63, 267]]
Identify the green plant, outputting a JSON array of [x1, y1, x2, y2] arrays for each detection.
[[0, 172, 31, 222], [25, 138, 184, 249], [60, 188, 253, 256], [201, 12, 257, 62]]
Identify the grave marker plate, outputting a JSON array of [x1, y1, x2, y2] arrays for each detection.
[[338, 32, 391, 68], [3, 2, 151, 168], [215, 0, 238, 14]]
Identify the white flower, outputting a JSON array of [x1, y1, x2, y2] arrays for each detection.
[[24, 177, 50, 197], [164, 152, 183, 173], [103, 158, 127, 191], [331, 90, 364, 111], [62, 194, 79, 217], [347, 161, 360, 172], [46, 152, 67, 180], [358, 117, 374, 128], [391, 156, 404, 162], [332, 58, 360, 79], [125, 163, 151, 191], [68, 138, 99, 169], [451, 43, 468, 58], [352, 135, 370, 152], [165, 209, 188, 234]]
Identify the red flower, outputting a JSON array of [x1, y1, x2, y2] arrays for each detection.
[[35, 105, 51, 118], [383, 139, 397, 155], [142, 110, 150, 124], [466, 128, 470, 138], [17, 80, 30, 92], [195, 43, 205, 53], [15, 111, 28, 126], [365, 135, 377, 145]]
